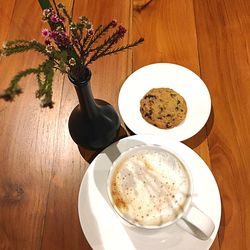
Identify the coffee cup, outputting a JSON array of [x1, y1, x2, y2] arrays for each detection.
[[107, 144, 215, 240]]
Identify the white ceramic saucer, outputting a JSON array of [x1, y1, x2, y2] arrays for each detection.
[[78, 135, 221, 250], [118, 63, 211, 141]]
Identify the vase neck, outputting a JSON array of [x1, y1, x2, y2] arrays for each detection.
[[74, 82, 99, 118], [69, 68, 99, 119]]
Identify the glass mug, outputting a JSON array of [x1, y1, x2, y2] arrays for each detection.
[[107, 144, 215, 240]]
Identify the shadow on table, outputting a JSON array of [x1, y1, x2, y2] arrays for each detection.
[[77, 105, 215, 162], [183, 105, 214, 149], [78, 124, 129, 163]]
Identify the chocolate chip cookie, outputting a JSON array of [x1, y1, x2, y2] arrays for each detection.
[[140, 88, 187, 129]]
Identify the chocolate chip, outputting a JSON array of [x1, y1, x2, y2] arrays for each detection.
[[144, 94, 156, 99], [166, 123, 171, 128]]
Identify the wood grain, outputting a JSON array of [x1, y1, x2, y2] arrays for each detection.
[[194, 0, 250, 249], [0, 0, 73, 249], [0, 0, 15, 46], [1, 0, 250, 249], [0, 1, 56, 249]]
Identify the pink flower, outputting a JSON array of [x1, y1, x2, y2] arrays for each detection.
[[41, 28, 50, 38], [50, 14, 60, 23]]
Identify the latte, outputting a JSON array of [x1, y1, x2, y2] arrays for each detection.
[[109, 146, 191, 228]]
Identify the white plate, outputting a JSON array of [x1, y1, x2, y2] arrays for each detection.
[[118, 63, 211, 141], [78, 135, 221, 250]]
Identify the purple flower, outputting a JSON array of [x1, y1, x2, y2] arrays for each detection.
[[50, 14, 60, 23], [118, 25, 126, 35], [49, 31, 58, 39], [49, 31, 71, 47], [110, 19, 117, 28], [41, 28, 50, 38]]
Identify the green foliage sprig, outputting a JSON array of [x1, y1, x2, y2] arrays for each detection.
[[0, 1, 144, 107]]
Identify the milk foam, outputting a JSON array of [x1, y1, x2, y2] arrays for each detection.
[[110, 148, 190, 227]]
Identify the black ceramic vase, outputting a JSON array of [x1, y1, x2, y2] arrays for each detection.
[[68, 68, 120, 150]]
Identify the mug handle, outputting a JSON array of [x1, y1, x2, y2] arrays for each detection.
[[176, 203, 215, 240]]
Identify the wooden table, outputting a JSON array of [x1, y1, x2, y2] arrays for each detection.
[[0, 0, 249, 249]]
